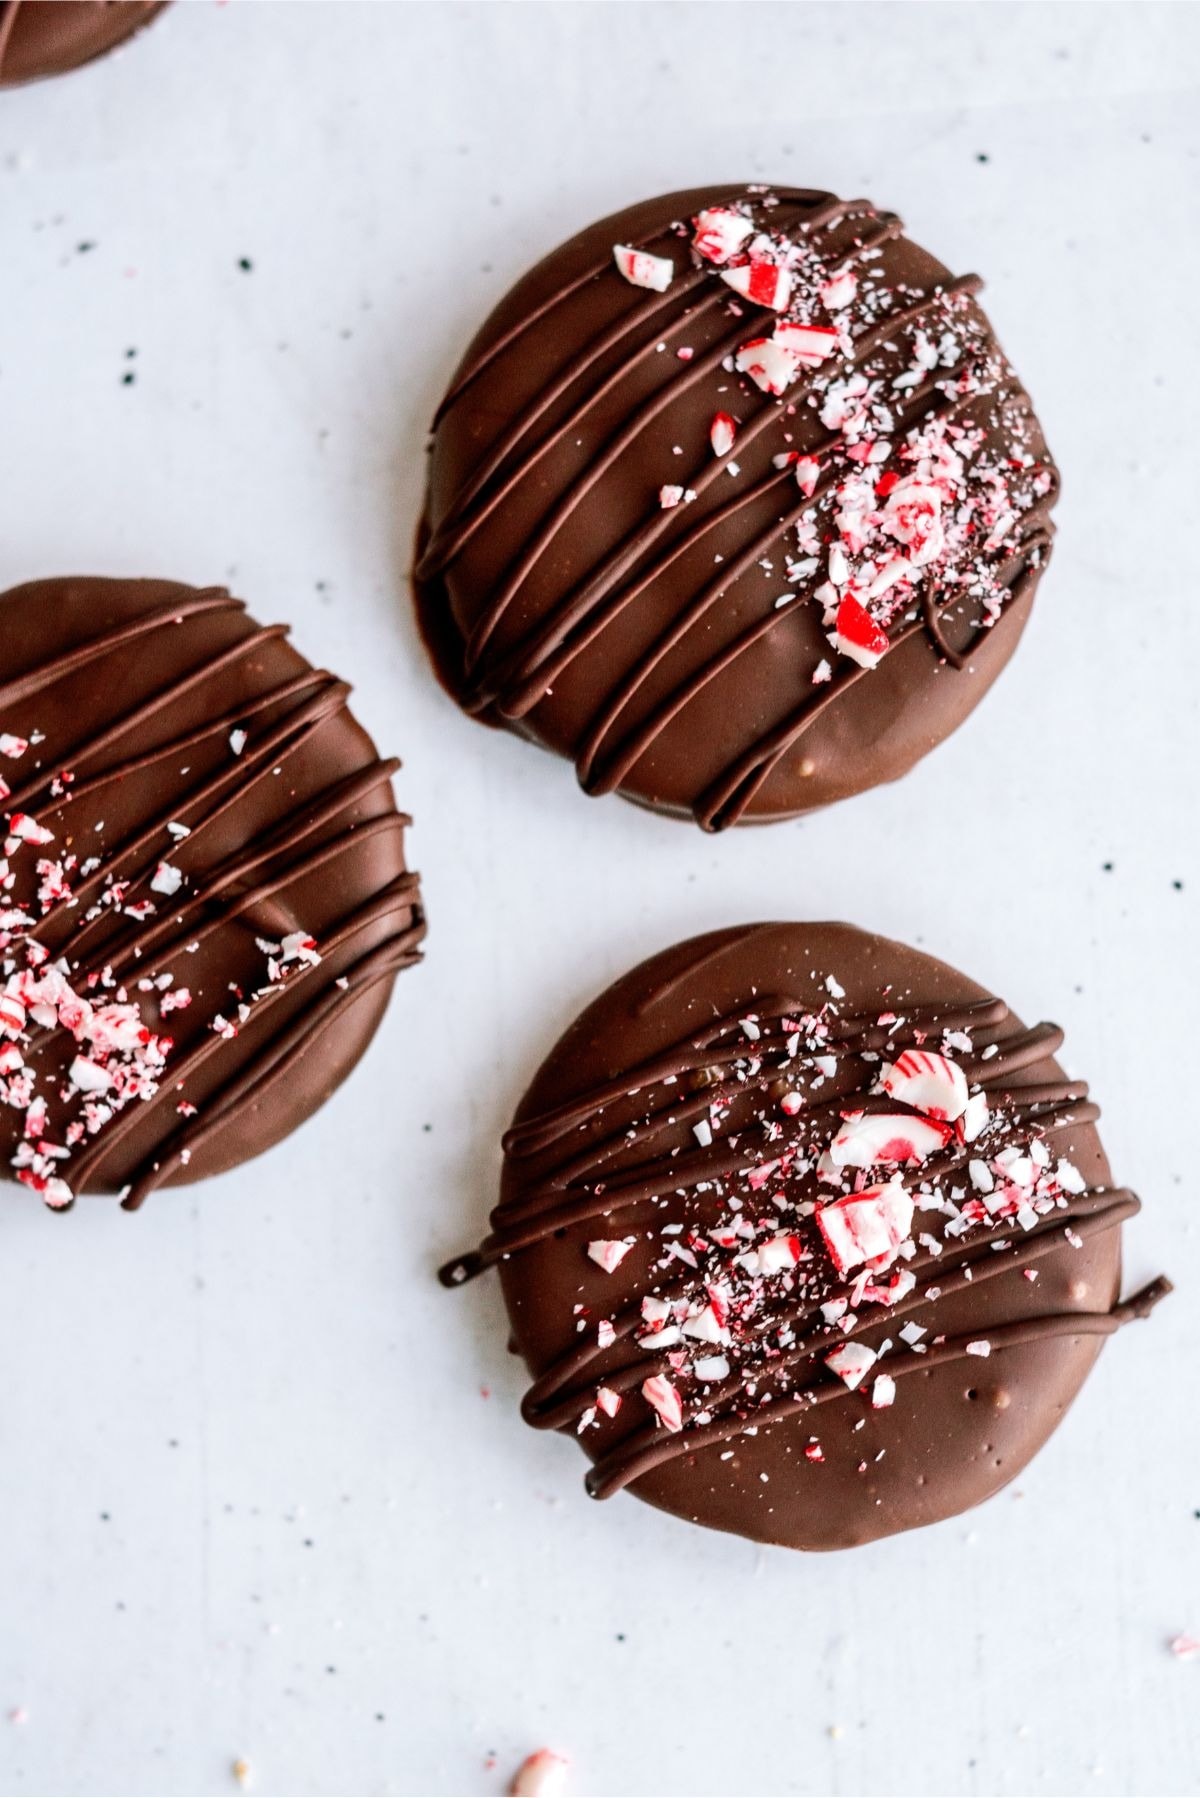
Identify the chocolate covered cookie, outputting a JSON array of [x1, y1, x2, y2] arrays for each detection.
[[442, 923, 1165, 1549], [418, 185, 1058, 829], [0, 1, 166, 85], [0, 576, 425, 1209]]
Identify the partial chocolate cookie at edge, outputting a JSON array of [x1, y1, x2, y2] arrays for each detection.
[[0, 575, 425, 1209], [0, 1, 166, 85], [418, 185, 1058, 829], [442, 923, 1165, 1550]]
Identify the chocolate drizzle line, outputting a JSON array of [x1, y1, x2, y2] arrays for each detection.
[[584, 1277, 1170, 1502], [441, 965, 1168, 1503], [1, 589, 425, 1207], [420, 186, 1058, 828]]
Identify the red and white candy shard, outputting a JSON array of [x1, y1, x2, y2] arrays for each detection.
[[734, 336, 799, 397], [510, 1749, 570, 1798], [880, 1050, 969, 1123], [595, 1386, 622, 1419], [710, 412, 737, 457], [612, 244, 674, 292], [820, 269, 858, 311], [817, 1182, 915, 1276], [721, 258, 792, 311], [773, 321, 839, 367], [825, 1340, 877, 1390], [642, 1374, 683, 1431], [828, 1110, 951, 1170], [959, 1091, 989, 1141], [587, 1238, 634, 1274], [794, 456, 821, 498], [833, 594, 890, 670], [871, 1373, 897, 1409], [691, 207, 755, 265]]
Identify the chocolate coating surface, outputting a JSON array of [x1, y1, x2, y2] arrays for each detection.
[[443, 924, 1164, 1550], [0, 1, 165, 85], [418, 185, 1058, 829], [0, 576, 425, 1209]]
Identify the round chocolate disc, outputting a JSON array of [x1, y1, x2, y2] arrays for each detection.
[[418, 185, 1059, 829], [442, 923, 1165, 1549], [0, 576, 425, 1210], [0, 1, 166, 85]]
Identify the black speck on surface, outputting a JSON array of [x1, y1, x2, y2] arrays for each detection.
[[76, 240, 95, 254], [422, 1122, 432, 1133], [615, 1632, 626, 1642], [302, 1537, 314, 1548], [99, 1511, 110, 1522], [975, 152, 989, 164], [238, 256, 253, 273], [375, 1713, 386, 1722], [1173, 879, 1184, 891], [1102, 861, 1114, 873], [121, 371, 136, 387]]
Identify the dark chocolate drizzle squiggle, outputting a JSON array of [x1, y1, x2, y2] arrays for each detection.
[[1, 590, 425, 1207], [420, 187, 1059, 827]]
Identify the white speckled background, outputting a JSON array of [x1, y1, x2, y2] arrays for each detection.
[[1, 4, 1198, 1795]]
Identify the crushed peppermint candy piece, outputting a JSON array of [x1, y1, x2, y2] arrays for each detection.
[[150, 861, 184, 897], [772, 320, 839, 366], [871, 1373, 897, 1409], [828, 1111, 951, 1171], [692, 207, 755, 265], [587, 1238, 634, 1274], [642, 1374, 683, 1431], [613, 244, 674, 292], [69, 1056, 113, 1096], [794, 456, 821, 498], [817, 1182, 915, 1276], [833, 594, 890, 670], [734, 335, 799, 397], [819, 269, 858, 311], [721, 258, 791, 311], [825, 1340, 877, 1390], [709, 412, 737, 458], [880, 1050, 969, 1123], [510, 1749, 570, 1798]]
